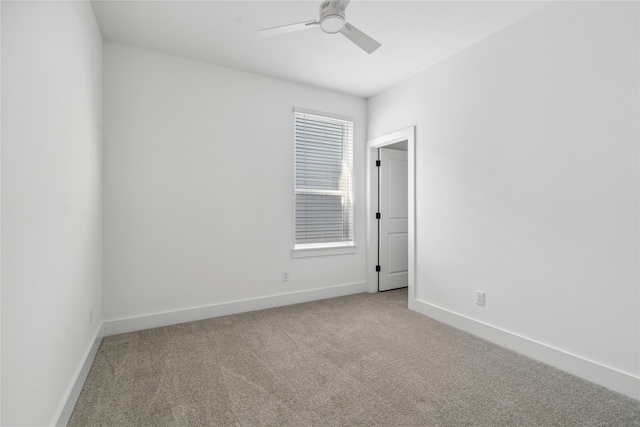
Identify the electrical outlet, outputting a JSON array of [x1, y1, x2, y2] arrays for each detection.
[[476, 291, 485, 306], [282, 271, 289, 282], [89, 307, 94, 325]]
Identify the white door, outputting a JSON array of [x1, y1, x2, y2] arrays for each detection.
[[378, 148, 408, 291]]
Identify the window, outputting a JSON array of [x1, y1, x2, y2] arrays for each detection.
[[294, 108, 354, 251]]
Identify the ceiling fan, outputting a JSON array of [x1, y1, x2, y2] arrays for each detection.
[[258, 0, 381, 54]]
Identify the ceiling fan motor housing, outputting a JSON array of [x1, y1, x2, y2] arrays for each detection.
[[319, 1, 346, 34]]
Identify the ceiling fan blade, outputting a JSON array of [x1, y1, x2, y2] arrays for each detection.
[[340, 22, 381, 54], [338, 0, 351, 12], [258, 20, 319, 38]]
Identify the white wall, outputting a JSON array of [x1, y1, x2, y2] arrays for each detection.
[[368, 1, 639, 394], [103, 43, 366, 325], [1, 1, 103, 426]]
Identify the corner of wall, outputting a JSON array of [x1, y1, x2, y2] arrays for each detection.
[[53, 323, 104, 427]]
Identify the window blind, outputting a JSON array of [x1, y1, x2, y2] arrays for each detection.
[[294, 111, 353, 247]]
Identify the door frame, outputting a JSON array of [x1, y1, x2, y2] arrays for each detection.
[[365, 126, 416, 299]]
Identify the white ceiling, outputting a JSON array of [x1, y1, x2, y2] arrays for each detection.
[[91, 0, 552, 98]]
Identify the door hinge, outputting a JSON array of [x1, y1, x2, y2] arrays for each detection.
[[376, 160, 381, 167], [375, 212, 381, 219], [376, 265, 381, 272]]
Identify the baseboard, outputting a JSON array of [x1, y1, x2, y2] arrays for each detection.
[[53, 323, 104, 427], [409, 298, 640, 401], [104, 282, 367, 336]]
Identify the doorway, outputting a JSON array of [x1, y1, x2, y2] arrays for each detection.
[[377, 146, 408, 291], [366, 127, 416, 298]]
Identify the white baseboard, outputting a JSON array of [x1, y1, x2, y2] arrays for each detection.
[[53, 323, 104, 427], [409, 298, 640, 401], [104, 282, 367, 336]]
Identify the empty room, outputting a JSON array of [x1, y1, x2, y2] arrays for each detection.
[[2, 0, 639, 426]]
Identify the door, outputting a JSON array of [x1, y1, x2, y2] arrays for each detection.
[[378, 147, 408, 291]]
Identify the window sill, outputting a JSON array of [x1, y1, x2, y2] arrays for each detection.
[[292, 244, 357, 258]]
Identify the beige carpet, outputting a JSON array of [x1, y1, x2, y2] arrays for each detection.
[[69, 289, 640, 426]]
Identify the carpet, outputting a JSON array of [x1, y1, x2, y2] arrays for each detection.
[[69, 289, 640, 426]]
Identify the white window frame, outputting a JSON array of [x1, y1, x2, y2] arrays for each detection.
[[292, 108, 356, 258]]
